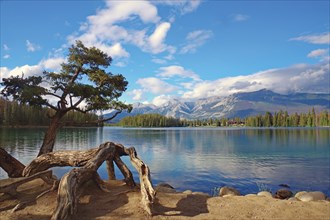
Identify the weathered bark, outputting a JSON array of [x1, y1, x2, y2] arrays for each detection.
[[23, 148, 98, 176], [127, 147, 155, 216], [113, 156, 136, 187], [0, 170, 54, 197], [52, 142, 116, 220], [2, 141, 155, 219], [106, 159, 116, 180], [38, 111, 66, 157], [0, 147, 25, 177], [23, 142, 131, 177]]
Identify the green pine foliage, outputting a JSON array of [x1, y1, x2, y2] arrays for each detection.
[[0, 98, 99, 126], [117, 114, 182, 127]]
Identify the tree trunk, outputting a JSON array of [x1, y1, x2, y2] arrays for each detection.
[[38, 113, 63, 157], [0, 147, 25, 177]]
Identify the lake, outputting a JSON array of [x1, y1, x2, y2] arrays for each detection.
[[0, 127, 329, 196]]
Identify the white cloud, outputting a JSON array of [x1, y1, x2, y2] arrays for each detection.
[[152, 94, 173, 106], [158, 0, 201, 15], [157, 65, 201, 81], [67, 1, 175, 58], [39, 57, 66, 71], [148, 22, 172, 54], [182, 62, 330, 99], [1, 64, 43, 80], [3, 54, 10, 59], [180, 30, 213, 54], [26, 40, 41, 52], [232, 14, 249, 22], [129, 89, 144, 101], [307, 48, 329, 58], [290, 32, 330, 44], [136, 77, 178, 94], [3, 44, 9, 51]]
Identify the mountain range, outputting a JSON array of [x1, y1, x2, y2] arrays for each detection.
[[106, 89, 330, 122]]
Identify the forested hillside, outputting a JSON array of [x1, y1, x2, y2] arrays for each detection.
[[117, 114, 182, 127], [118, 109, 330, 127], [0, 98, 100, 126]]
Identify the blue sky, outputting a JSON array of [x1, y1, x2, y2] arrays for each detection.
[[1, 0, 329, 106]]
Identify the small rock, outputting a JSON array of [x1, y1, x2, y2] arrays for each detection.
[[219, 186, 240, 197], [275, 189, 293, 199], [157, 182, 174, 189], [309, 191, 326, 201], [182, 190, 192, 194], [257, 191, 273, 198], [155, 182, 176, 193], [279, 184, 290, 188], [295, 191, 308, 199], [297, 191, 326, 202]]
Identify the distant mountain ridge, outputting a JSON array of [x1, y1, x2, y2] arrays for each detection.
[[105, 89, 330, 122]]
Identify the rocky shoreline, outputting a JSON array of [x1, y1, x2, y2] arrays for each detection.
[[155, 183, 329, 202], [1, 179, 330, 220]]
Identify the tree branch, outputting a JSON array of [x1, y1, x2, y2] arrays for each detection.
[[97, 110, 122, 123]]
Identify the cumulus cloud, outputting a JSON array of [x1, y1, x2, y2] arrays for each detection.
[[39, 57, 66, 71], [136, 77, 178, 94], [1, 56, 66, 82], [290, 32, 330, 44], [152, 94, 174, 106], [26, 40, 41, 52], [129, 89, 144, 101], [3, 54, 10, 59], [157, 65, 200, 81], [182, 62, 330, 99], [180, 30, 213, 54], [0, 64, 43, 80], [68, 1, 174, 57]]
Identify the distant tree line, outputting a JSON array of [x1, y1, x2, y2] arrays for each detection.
[[1, 98, 329, 128], [117, 114, 182, 127], [0, 98, 100, 126], [118, 109, 329, 128]]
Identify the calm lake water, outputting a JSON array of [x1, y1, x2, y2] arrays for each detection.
[[0, 127, 329, 196]]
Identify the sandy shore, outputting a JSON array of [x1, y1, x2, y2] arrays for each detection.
[[1, 179, 329, 220]]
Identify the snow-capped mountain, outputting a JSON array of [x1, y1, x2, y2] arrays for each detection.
[[105, 89, 330, 122]]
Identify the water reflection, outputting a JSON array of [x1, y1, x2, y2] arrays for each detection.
[[0, 127, 329, 196]]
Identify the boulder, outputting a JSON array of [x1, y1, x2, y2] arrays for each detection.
[[274, 189, 293, 199], [296, 191, 326, 202], [257, 191, 273, 198], [295, 191, 308, 199], [219, 186, 240, 197]]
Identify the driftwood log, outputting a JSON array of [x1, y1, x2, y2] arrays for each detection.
[[128, 147, 155, 216], [0, 170, 54, 197], [0, 147, 25, 177], [17, 142, 155, 220]]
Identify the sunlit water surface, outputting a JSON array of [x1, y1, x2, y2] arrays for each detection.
[[1, 127, 329, 196]]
